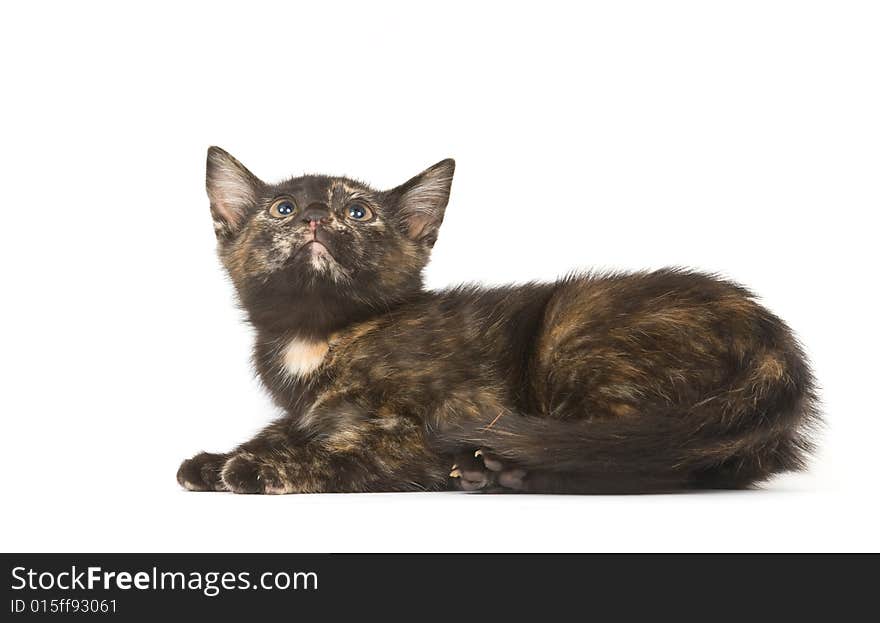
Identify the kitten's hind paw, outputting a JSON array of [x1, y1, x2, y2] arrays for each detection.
[[177, 452, 228, 491], [449, 449, 527, 492]]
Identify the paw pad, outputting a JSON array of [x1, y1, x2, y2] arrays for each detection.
[[449, 449, 527, 492]]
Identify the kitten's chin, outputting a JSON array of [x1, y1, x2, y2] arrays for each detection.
[[297, 242, 351, 282], [308, 240, 331, 257]]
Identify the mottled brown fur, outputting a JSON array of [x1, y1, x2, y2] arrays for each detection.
[[177, 148, 819, 494]]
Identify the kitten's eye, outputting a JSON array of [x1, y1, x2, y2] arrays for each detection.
[[269, 199, 297, 218], [346, 203, 373, 221]]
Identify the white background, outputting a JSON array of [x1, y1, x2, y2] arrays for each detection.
[[1, 1, 877, 552]]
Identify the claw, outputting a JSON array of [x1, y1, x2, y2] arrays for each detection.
[[449, 468, 462, 478], [475, 449, 504, 472]]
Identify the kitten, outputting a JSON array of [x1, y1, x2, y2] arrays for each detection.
[[177, 147, 818, 494]]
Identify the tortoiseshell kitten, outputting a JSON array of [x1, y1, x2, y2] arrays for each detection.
[[177, 147, 818, 494]]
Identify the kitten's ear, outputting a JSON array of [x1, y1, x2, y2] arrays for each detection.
[[388, 159, 455, 247], [206, 146, 262, 237]]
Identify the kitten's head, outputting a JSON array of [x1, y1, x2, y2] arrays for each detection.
[[205, 147, 454, 334]]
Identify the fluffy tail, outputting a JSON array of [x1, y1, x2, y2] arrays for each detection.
[[437, 363, 819, 491]]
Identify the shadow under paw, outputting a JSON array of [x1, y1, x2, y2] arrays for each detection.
[[177, 452, 228, 492], [449, 449, 527, 492]]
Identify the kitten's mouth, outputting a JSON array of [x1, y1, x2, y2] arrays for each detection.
[[291, 240, 333, 261]]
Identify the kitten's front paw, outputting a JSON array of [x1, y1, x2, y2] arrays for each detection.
[[220, 454, 288, 494], [449, 449, 527, 492], [177, 452, 228, 491]]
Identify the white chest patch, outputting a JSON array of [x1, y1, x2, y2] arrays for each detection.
[[282, 338, 329, 378]]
